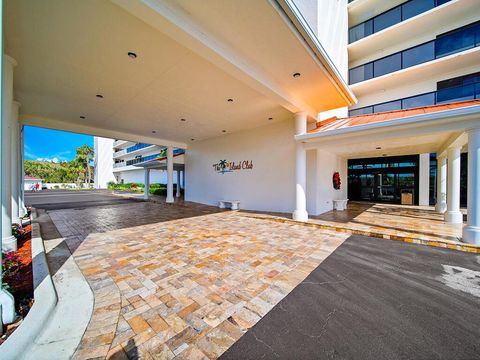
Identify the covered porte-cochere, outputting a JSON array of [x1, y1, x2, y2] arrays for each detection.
[[293, 100, 480, 245]]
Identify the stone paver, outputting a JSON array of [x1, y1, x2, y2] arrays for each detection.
[[48, 202, 348, 359]]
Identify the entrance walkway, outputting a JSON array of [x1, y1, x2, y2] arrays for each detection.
[[47, 201, 348, 359], [245, 202, 478, 253]]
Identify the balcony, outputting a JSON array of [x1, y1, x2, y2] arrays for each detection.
[[348, 0, 479, 63], [113, 161, 126, 169], [126, 143, 152, 153], [113, 139, 128, 148], [349, 81, 480, 116], [113, 149, 127, 158], [349, 0, 452, 44], [349, 21, 480, 85]]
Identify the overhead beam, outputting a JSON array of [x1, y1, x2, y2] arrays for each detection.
[[21, 114, 187, 149]]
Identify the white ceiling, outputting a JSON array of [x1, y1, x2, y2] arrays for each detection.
[[5, 0, 351, 146]]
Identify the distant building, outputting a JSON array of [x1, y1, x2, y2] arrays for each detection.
[[24, 176, 42, 191], [94, 137, 183, 188]]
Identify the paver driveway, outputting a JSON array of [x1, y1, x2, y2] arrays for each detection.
[[48, 201, 348, 359]]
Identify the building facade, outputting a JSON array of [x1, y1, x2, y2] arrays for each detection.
[[94, 137, 183, 188], [344, 0, 479, 207]]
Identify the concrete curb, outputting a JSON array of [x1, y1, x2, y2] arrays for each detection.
[[244, 214, 480, 254], [0, 219, 58, 359]]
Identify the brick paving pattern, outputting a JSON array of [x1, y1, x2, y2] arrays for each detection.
[[49, 202, 348, 359]]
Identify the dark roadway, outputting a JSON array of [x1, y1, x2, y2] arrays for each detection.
[[221, 235, 480, 360], [25, 189, 141, 210]]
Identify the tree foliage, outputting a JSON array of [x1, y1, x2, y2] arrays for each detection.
[[24, 144, 94, 184]]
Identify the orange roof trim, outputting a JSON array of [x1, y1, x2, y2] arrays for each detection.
[[309, 99, 480, 134]]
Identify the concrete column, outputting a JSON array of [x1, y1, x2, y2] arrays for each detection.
[[463, 128, 480, 244], [18, 125, 27, 217], [435, 155, 447, 213], [292, 111, 308, 222], [2, 55, 17, 252], [0, 54, 17, 327], [444, 146, 463, 224], [176, 170, 181, 197], [418, 153, 430, 206], [166, 146, 174, 203], [143, 168, 150, 200], [10, 101, 20, 223]]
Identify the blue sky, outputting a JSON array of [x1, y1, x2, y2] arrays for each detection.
[[24, 126, 93, 163]]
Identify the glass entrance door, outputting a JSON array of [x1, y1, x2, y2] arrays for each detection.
[[348, 155, 419, 205]]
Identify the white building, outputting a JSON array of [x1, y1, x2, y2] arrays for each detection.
[[2, 0, 480, 258], [23, 176, 42, 191], [94, 137, 184, 188]]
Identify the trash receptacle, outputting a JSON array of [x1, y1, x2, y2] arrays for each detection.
[[401, 189, 414, 205]]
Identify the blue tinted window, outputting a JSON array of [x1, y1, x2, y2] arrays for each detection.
[[402, 93, 435, 109], [373, 100, 402, 113], [437, 84, 475, 103], [402, 0, 434, 20], [349, 107, 373, 116], [402, 41, 435, 68], [435, 24, 477, 58], [349, 63, 373, 84], [349, 20, 373, 43], [373, 53, 401, 78], [374, 7, 401, 33]]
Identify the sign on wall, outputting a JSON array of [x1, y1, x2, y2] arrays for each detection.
[[212, 159, 253, 174]]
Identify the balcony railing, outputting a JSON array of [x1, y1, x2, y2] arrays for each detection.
[[348, 82, 480, 116], [113, 149, 126, 158], [126, 143, 152, 153], [126, 153, 161, 166], [349, 21, 480, 84], [349, 0, 452, 44], [113, 162, 126, 168]]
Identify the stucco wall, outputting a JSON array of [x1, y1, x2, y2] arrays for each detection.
[[185, 120, 296, 213], [307, 149, 347, 215]]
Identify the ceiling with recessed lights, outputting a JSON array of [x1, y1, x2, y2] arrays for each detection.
[[5, 0, 353, 146]]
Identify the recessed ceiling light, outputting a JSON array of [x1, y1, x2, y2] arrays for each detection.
[[376, 147, 381, 150], [96, 94, 103, 98], [80, 116, 86, 119], [152, 130, 156, 134], [222, 130, 226, 133], [268, 117, 273, 120], [382, 154, 387, 157], [127, 52, 137, 59], [180, 118, 186, 122], [293, 72, 301, 78], [191, 138, 195, 141], [227, 98, 233, 102]]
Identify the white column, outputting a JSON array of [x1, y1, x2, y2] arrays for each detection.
[[1, 53, 17, 326], [18, 125, 27, 217], [176, 170, 181, 197], [166, 146, 174, 203], [292, 111, 308, 222], [463, 127, 480, 244], [2, 55, 17, 252], [444, 146, 463, 224], [143, 168, 150, 200], [435, 155, 447, 213], [418, 153, 430, 206], [10, 101, 20, 223]]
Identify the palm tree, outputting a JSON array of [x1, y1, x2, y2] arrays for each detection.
[[75, 144, 94, 184]]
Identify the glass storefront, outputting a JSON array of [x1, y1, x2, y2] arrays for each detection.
[[348, 155, 419, 204]]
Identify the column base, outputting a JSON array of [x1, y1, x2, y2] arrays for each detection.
[[166, 196, 175, 204], [435, 202, 446, 214], [292, 209, 308, 222], [143, 195, 150, 201], [462, 225, 480, 245], [444, 211, 463, 224], [2, 235, 17, 252], [0, 288, 16, 326]]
